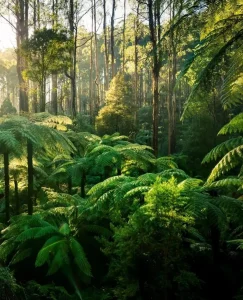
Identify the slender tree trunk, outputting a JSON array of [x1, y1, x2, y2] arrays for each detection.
[[40, 75, 46, 112], [51, 73, 58, 114], [68, 176, 72, 194], [168, 0, 177, 155], [14, 179, 20, 215], [51, 0, 58, 115], [4, 153, 10, 222], [16, 0, 29, 112], [103, 0, 109, 90], [27, 140, 33, 215], [122, 0, 126, 73], [80, 170, 86, 198], [89, 4, 94, 123], [94, 0, 100, 114], [67, 0, 77, 117], [148, 0, 161, 157], [111, 0, 116, 79], [134, 5, 139, 124]]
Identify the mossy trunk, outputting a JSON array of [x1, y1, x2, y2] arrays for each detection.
[[4, 152, 10, 222]]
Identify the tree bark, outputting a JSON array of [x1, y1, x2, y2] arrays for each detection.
[[27, 140, 33, 215], [80, 170, 86, 198], [16, 0, 29, 112], [89, 3, 94, 123], [4, 153, 10, 222], [148, 0, 161, 157], [103, 0, 109, 90], [14, 179, 20, 215], [122, 0, 126, 73], [94, 0, 100, 114], [111, 0, 116, 79]]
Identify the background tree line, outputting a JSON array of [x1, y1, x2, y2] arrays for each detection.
[[0, 0, 241, 163]]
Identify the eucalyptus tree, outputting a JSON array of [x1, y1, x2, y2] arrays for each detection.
[[23, 28, 71, 112]]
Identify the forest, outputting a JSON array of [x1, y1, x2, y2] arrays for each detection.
[[0, 0, 243, 299]]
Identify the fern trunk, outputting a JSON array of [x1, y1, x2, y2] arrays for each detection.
[[81, 170, 86, 198], [3, 152, 10, 222], [68, 176, 72, 194], [27, 140, 34, 215], [14, 179, 20, 215]]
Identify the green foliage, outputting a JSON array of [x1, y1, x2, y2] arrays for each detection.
[[0, 99, 17, 116], [96, 73, 136, 136], [0, 267, 24, 299], [23, 28, 71, 83], [203, 113, 243, 183]]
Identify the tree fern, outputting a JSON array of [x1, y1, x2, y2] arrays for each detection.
[[180, 0, 243, 118]]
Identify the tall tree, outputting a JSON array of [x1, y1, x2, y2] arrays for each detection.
[[103, 0, 109, 90], [16, 0, 29, 112], [147, 0, 163, 156], [110, 0, 116, 79]]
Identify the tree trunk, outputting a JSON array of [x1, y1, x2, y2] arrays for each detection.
[[40, 76, 46, 112], [122, 0, 126, 73], [94, 0, 100, 114], [69, 0, 77, 117], [51, 73, 58, 114], [68, 176, 72, 194], [80, 170, 86, 198], [134, 5, 139, 124], [16, 0, 29, 112], [148, 0, 161, 157], [103, 0, 109, 90], [168, 0, 177, 155], [4, 153, 10, 222], [14, 179, 20, 215], [89, 4, 94, 123], [111, 0, 116, 79], [27, 140, 33, 215]]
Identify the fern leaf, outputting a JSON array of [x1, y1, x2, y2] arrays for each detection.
[[124, 186, 151, 199], [207, 145, 243, 182], [10, 248, 32, 265], [69, 237, 92, 277], [203, 137, 243, 163], [178, 178, 203, 191], [59, 223, 71, 236], [35, 237, 63, 267], [218, 113, 243, 135]]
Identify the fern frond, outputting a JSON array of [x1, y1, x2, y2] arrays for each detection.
[[59, 223, 71, 236], [10, 248, 32, 265], [87, 175, 131, 199], [205, 178, 242, 189], [203, 137, 243, 163], [69, 237, 92, 277], [47, 248, 69, 275], [16, 226, 57, 242], [178, 178, 203, 191], [124, 186, 151, 199], [156, 156, 178, 171], [159, 169, 189, 180], [207, 145, 243, 182], [218, 113, 243, 135], [35, 237, 64, 267]]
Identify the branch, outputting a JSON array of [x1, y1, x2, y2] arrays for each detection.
[[0, 14, 17, 31], [64, 70, 73, 80]]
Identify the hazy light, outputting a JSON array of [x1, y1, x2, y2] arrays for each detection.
[[0, 19, 16, 50]]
